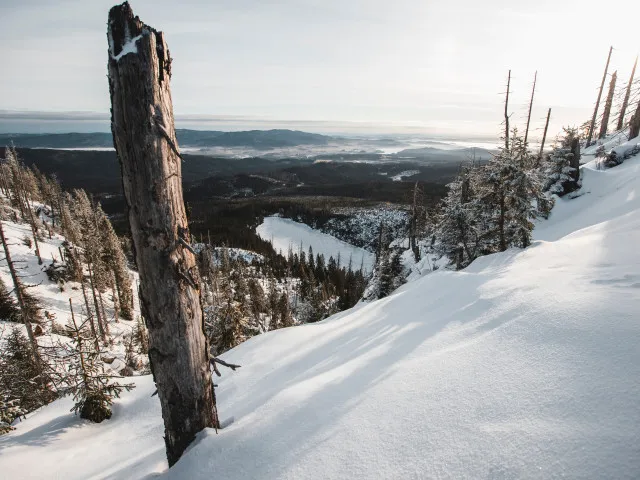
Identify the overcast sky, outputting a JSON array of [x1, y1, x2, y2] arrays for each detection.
[[1, 0, 639, 138]]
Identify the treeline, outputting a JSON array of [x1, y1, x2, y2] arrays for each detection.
[[197, 243, 368, 356], [434, 128, 581, 269], [365, 126, 582, 297], [0, 146, 140, 432]]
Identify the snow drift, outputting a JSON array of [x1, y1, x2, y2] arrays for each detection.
[[2, 156, 640, 479]]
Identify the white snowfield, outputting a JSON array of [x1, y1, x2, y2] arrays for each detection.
[[2, 156, 640, 479], [256, 216, 375, 273]]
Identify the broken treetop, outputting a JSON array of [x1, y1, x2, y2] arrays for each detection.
[[107, 2, 171, 79]]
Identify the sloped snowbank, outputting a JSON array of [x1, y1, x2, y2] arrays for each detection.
[[2, 157, 640, 479]]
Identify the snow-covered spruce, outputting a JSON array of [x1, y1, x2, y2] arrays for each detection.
[[0, 147, 144, 429]]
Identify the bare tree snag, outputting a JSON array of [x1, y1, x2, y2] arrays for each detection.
[[504, 70, 511, 150], [630, 98, 640, 140], [87, 263, 106, 342], [617, 56, 637, 131], [599, 70, 617, 139], [409, 181, 421, 263], [570, 137, 581, 183], [107, 2, 217, 467], [539, 108, 551, 160], [587, 46, 613, 147], [524, 71, 537, 146], [81, 280, 99, 347]]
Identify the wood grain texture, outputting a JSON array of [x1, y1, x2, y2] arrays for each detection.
[[107, 2, 218, 467]]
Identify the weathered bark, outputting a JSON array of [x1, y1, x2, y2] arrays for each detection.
[[570, 137, 581, 183], [586, 46, 613, 147], [616, 57, 637, 131], [630, 99, 640, 140], [498, 191, 506, 252], [81, 280, 100, 349], [409, 182, 421, 262], [599, 71, 617, 139], [107, 2, 217, 467], [504, 70, 511, 150], [375, 222, 384, 263], [539, 108, 552, 160], [524, 71, 537, 146]]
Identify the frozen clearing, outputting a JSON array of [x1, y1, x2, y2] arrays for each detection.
[[390, 169, 419, 181], [2, 155, 640, 478], [256, 216, 375, 272]]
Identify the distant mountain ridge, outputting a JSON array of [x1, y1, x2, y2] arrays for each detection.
[[0, 129, 335, 150]]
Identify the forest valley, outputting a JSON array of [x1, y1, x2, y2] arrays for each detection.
[[0, 117, 607, 436]]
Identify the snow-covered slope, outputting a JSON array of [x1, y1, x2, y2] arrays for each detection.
[[2, 156, 640, 479], [0, 217, 141, 375]]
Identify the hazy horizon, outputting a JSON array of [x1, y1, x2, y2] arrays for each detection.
[[0, 110, 503, 140], [2, 0, 639, 140]]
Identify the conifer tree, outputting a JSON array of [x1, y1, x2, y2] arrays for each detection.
[[0, 276, 20, 322], [277, 292, 294, 328], [0, 220, 43, 369], [60, 194, 81, 245], [210, 298, 249, 355], [436, 166, 481, 269], [377, 250, 394, 298], [97, 205, 134, 320], [248, 279, 266, 330], [475, 128, 545, 251], [543, 127, 582, 197], [409, 181, 425, 262], [56, 299, 134, 423], [0, 327, 56, 427]]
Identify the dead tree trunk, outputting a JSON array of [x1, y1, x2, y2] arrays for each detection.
[[409, 182, 421, 262], [81, 281, 100, 350], [98, 290, 109, 335], [23, 191, 42, 265], [587, 46, 613, 147], [539, 108, 551, 161], [630, 99, 640, 140], [616, 57, 637, 131], [375, 221, 384, 263], [107, 2, 217, 467], [504, 70, 511, 150], [87, 263, 106, 342], [524, 71, 537, 146], [599, 70, 617, 139], [570, 137, 581, 183]]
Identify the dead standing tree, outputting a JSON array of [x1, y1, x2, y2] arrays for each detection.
[[616, 57, 637, 131], [524, 71, 537, 146], [630, 95, 640, 140], [504, 70, 511, 150], [107, 2, 217, 467], [586, 46, 613, 147], [599, 70, 617, 139], [539, 108, 551, 161]]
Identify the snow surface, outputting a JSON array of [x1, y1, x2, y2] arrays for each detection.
[[3, 155, 640, 479], [256, 216, 375, 272], [111, 34, 143, 62]]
